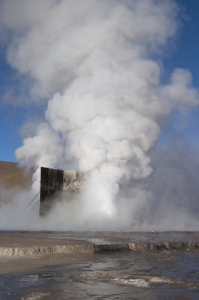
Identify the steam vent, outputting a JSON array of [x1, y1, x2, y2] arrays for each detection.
[[40, 167, 83, 216]]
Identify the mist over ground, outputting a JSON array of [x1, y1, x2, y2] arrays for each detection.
[[0, 0, 199, 231]]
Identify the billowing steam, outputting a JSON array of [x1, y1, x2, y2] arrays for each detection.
[[0, 0, 199, 230]]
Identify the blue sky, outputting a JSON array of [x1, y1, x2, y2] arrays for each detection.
[[0, 0, 199, 162], [158, 0, 199, 149]]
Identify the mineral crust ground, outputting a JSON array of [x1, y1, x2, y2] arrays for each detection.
[[0, 231, 199, 299]]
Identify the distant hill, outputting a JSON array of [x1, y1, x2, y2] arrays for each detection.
[[0, 161, 33, 189]]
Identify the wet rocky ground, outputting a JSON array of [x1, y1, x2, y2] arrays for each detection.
[[0, 231, 199, 299]]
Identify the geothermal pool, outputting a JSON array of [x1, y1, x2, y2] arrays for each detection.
[[0, 231, 199, 299]]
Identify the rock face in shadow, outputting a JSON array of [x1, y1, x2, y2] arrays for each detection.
[[40, 167, 84, 216], [0, 160, 32, 189]]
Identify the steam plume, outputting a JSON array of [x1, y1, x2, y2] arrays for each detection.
[[0, 0, 199, 230]]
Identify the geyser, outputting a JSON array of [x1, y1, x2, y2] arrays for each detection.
[[0, 0, 199, 230]]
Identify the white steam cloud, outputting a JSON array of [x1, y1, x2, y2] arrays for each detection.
[[0, 0, 199, 230]]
